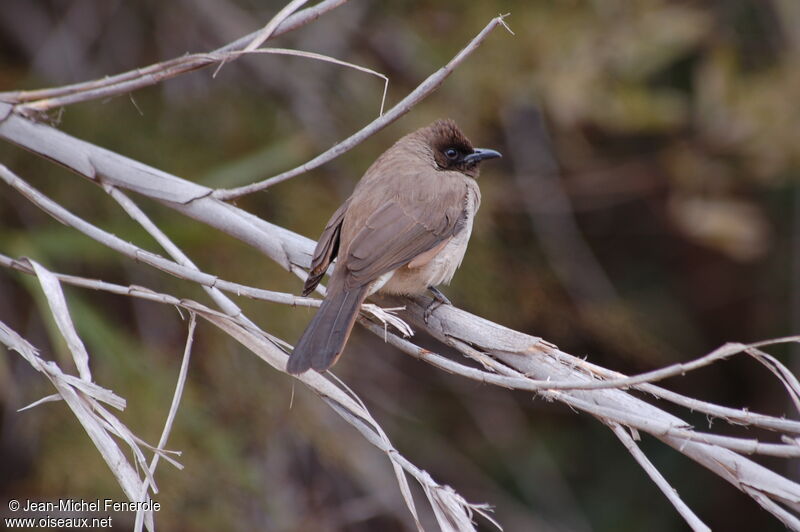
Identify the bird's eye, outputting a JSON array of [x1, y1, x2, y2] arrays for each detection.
[[444, 148, 459, 160]]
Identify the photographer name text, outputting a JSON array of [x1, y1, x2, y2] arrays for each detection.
[[12, 498, 160, 513]]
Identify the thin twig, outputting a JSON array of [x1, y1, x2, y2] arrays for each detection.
[[1, 255, 488, 530], [365, 317, 800, 434], [4, 242, 800, 525], [135, 314, 197, 532], [575, 350, 800, 433], [555, 391, 800, 457], [359, 319, 800, 457], [742, 484, 800, 530], [610, 422, 710, 532], [0, 320, 160, 532], [212, 14, 513, 200], [0, 164, 315, 308], [242, 0, 308, 52], [218, 47, 389, 116], [211, 0, 308, 77], [0, 0, 349, 112], [105, 184, 252, 324], [203, 312, 488, 531]]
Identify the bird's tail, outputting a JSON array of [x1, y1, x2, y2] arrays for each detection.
[[286, 284, 369, 374]]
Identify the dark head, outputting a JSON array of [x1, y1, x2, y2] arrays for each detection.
[[416, 119, 501, 178]]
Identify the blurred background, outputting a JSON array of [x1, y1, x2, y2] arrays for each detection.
[[1, 0, 800, 530]]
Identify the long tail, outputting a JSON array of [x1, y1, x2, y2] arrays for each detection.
[[286, 284, 369, 374]]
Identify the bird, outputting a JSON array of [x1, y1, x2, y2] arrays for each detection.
[[287, 119, 501, 374]]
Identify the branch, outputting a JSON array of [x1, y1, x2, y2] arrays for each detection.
[[5, 96, 800, 525], [0, 164, 315, 308], [0, 0, 349, 113], [3, 8, 800, 529], [0, 255, 483, 531], [609, 422, 710, 532], [212, 14, 513, 199], [135, 314, 196, 532]]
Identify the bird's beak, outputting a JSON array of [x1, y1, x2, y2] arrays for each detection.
[[463, 148, 502, 164]]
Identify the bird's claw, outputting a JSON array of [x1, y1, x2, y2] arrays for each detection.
[[424, 286, 451, 324]]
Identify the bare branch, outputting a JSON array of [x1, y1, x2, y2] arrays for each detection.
[[203, 310, 487, 531], [212, 14, 513, 199], [0, 254, 483, 530], [135, 314, 197, 532], [5, 99, 800, 523], [0, 0, 350, 111], [3, 6, 800, 528], [0, 318, 162, 532], [104, 185, 254, 325], [610, 423, 710, 532], [241, 0, 308, 53], [221, 47, 389, 115], [359, 316, 800, 457], [29, 260, 93, 381], [0, 164, 314, 308]]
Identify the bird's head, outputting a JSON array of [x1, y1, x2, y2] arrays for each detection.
[[418, 119, 501, 178]]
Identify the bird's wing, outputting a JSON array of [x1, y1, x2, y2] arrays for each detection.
[[303, 198, 350, 296], [342, 184, 469, 289]]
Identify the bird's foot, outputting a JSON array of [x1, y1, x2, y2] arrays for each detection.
[[424, 286, 451, 324]]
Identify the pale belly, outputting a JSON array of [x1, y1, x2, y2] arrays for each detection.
[[368, 186, 477, 296]]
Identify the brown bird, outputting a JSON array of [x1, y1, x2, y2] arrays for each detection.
[[287, 119, 501, 374]]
